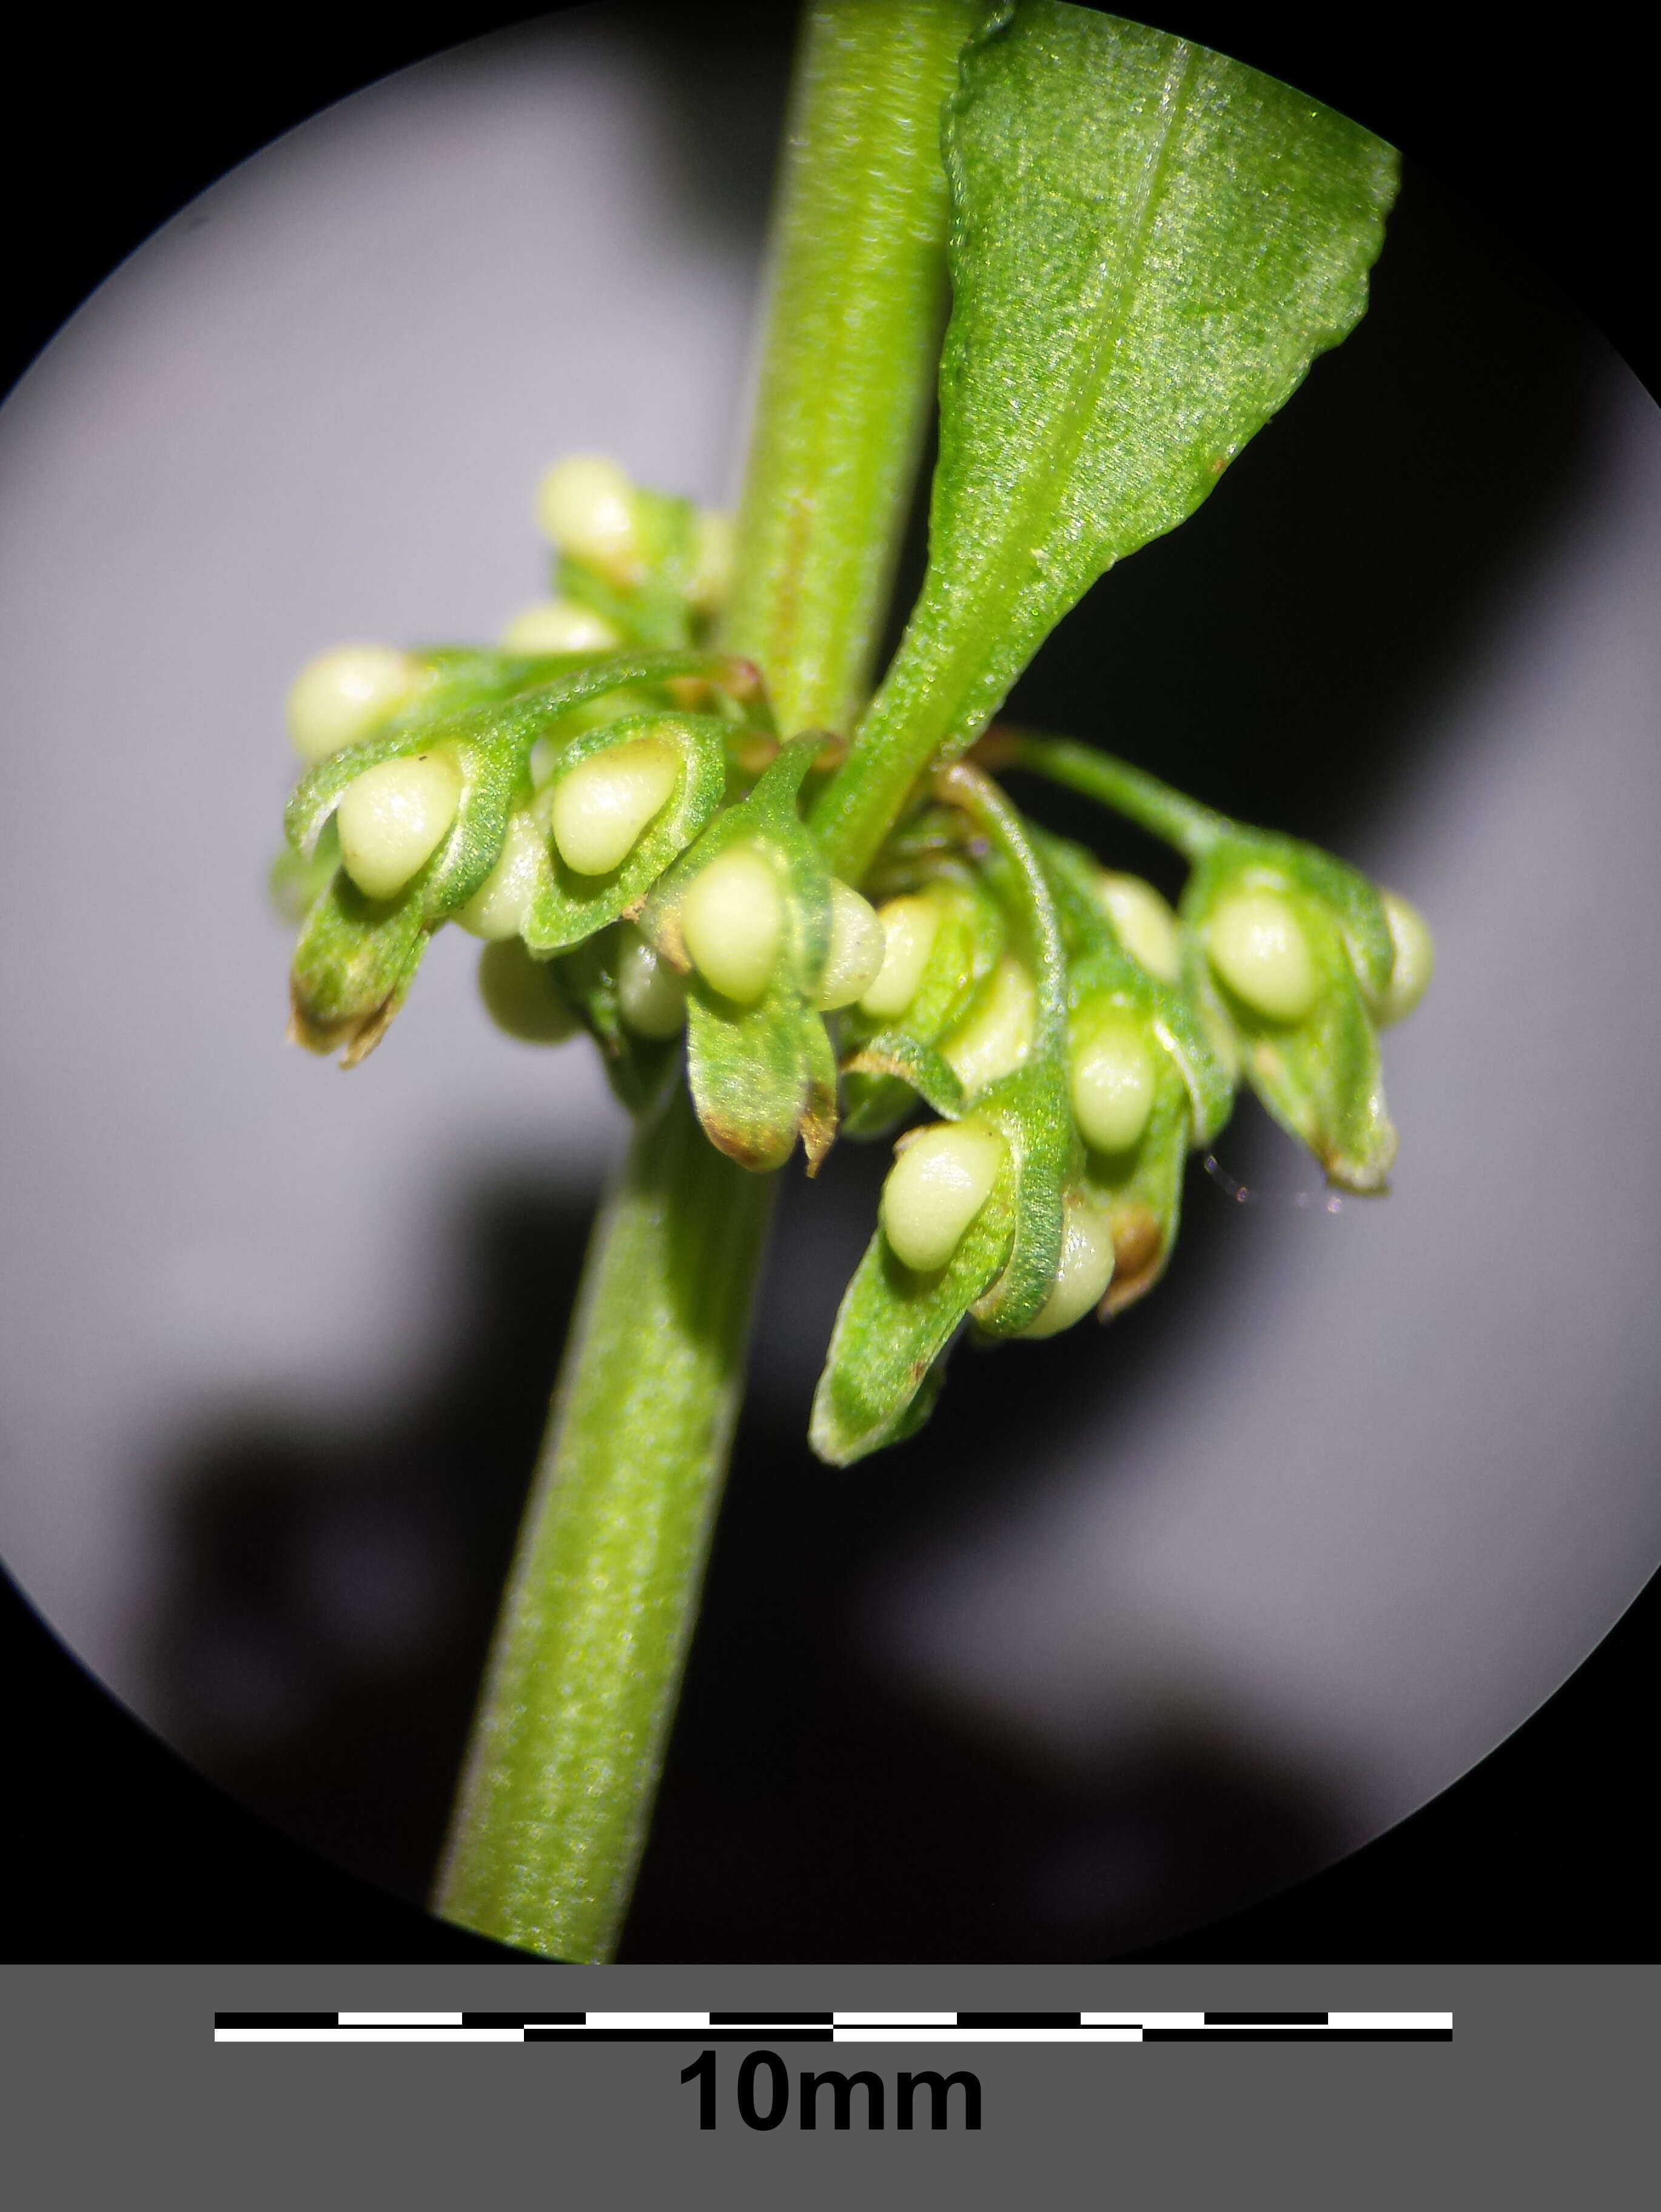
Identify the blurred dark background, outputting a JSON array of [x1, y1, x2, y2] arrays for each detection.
[[4, 3, 1659, 1963]]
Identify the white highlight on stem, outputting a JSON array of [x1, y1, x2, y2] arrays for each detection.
[[813, 880, 886, 1010], [498, 600, 622, 655], [1206, 889, 1318, 1023], [941, 955, 1036, 1094], [535, 455, 641, 582], [457, 812, 544, 941], [1368, 888, 1435, 1026], [687, 511, 735, 614], [881, 1118, 1007, 1274], [286, 643, 421, 764], [1018, 1198, 1116, 1338], [477, 940, 580, 1046], [550, 738, 680, 876], [1069, 1006, 1157, 1154], [617, 926, 689, 1038], [336, 753, 461, 899], [1093, 869, 1181, 983], [858, 893, 941, 1020], [680, 844, 784, 1004]]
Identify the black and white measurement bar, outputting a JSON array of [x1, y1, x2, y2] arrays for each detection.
[[215, 2009, 1451, 2044]]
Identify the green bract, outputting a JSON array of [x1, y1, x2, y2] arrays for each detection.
[[282, 647, 765, 1061], [839, 863, 1007, 1136], [1037, 827, 1230, 1309], [810, 764, 1071, 1463], [524, 711, 730, 954], [1183, 836, 1398, 1192], [643, 736, 839, 1172], [998, 732, 1411, 1191], [288, 872, 428, 1066]]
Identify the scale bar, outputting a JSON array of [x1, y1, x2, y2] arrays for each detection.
[[848, 2028, 1142, 2045], [1146, 2028, 1451, 2043], [216, 2028, 528, 2043], [215, 2008, 1452, 2045]]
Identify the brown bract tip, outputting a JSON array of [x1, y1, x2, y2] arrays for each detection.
[[1101, 1209, 1166, 1317]]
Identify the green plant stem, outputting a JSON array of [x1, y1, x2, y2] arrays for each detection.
[[434, 1081, 773, 1962], [437, 0, 971, 1962], [720, 0, 982, 742], [993, 727, 1227, 861]]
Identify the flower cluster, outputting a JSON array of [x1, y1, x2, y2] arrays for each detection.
[[276, 460, 1432, 1464]]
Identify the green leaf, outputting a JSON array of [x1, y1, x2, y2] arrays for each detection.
[[814, 0, 1398, 879], [522, 712, 730, 956]]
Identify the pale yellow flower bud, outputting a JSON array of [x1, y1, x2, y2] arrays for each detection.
[[858, 893, 941, 1020], [687, 510, 735, 614], [1018, 1198, 1116, 1338], [1092, 869, 1181, 983], [477, 940, 580, 1046], [881, 1118, 1007, 1274], [1069, 1008, 1157, 1154], [550, 738, 680, 877], [1367, 888, 1434, 1026], [498, 600, 622, 655], [813, 881, 886, 1010], [1206, 889, 1318, 1023], [336, 753, 461, 899], [617, 925, 689, 1038], [941, 955, 1036, 1095], [286, 643, 421, 764], [457, 812, 544, 941], [681, 844, 784, 1004], [534, 454, 641, 580]]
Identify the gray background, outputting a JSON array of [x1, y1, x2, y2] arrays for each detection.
[[2, 1963, 1648, 2209], [1, 7, 1657, 1956]]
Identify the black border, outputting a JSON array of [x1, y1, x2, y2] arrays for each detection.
[[2, 1, 1656, 1965]]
